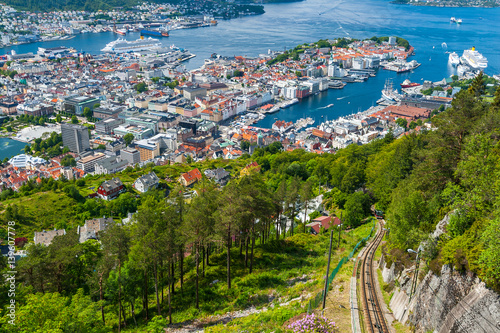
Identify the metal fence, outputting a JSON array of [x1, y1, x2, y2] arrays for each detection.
[[307, 218, 376, 313]]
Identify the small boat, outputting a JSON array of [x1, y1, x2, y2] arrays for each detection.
[[116, 29, 127, 36], [457, 18, 462, 24], [450, 17, 456, 23]]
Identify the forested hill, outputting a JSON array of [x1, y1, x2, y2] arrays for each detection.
[[4, 0, 138, 11], [3, 0, 275, 12], [0, 74, 499, 331]]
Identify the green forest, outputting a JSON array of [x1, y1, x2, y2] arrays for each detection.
[[1, 74, 500, 332]]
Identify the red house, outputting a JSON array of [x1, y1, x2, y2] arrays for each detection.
[[97, 178, 125, 201], [306, 216, 342, 234]]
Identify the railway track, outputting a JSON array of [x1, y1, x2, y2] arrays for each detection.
[[359, 221, 390, 333]]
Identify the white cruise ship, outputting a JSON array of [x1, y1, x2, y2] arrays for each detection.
[[448, 52, 460, 66], [461, 47, 488, 69], [101, 37, 162, 53]]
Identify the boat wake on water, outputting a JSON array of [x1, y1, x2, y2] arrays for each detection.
[[317, 104, 334, 109], [337, 96, 349, 100]]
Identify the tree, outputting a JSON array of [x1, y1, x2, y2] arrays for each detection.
[[479, 217, 500, 290], [136, 82, 147, 93], [83, 107, 93, 119], [468, 71, 485, 97], [300, 180, 313, 233], [183, 181, 217, 309], [344, 192, 370, 228], [286, 177, 301, 237], [216, 183, 243, 289], [240, 140, 250, 151], [55, 114, 62, 123], [395, 118, 407, 129], [24, 145, 30, 154], [61, 155, 76, 167], [71, 115, 79, 124], [101, 224, 130, 332], [123, 133, 134, 147]]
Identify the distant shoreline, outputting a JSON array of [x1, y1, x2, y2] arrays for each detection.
[[390, 1, 499, 8]]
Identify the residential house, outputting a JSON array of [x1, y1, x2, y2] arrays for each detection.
[[34, 229, 66, 246], [306, 216, 342, 235], [97, 178, 125, 200], [204, 168, 230, 186], [178, 168, 202, 187], [240, 161, 260, 177], [133, 172, 160, 193], [77, 217, 113, 243]]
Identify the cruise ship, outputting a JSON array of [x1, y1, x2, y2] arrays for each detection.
[[101, 37, 162, 53], [461, 47, 488, 69], [448, 52, 460, 66]]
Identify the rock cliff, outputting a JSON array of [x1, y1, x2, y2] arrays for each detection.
[[380, 256, 500, 332]]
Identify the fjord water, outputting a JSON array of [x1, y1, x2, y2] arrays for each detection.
[[1, 0, 499, 130], [0, 137, 26, 160]]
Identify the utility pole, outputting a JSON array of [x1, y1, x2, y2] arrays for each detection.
[[322, 228, 334, 309], [337, 213, 343, 249]]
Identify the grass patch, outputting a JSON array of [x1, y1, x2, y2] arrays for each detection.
[[377, 268, 392, 308], [393, 320, 412, 333]]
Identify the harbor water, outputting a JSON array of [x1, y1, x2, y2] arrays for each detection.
[[0, 137, 27, 160], [1, 0, 499, 130]]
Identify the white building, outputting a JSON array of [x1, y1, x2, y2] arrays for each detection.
[[133, 172, 160, 193]]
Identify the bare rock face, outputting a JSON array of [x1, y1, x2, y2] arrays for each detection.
[[407, 265, 500, 333]]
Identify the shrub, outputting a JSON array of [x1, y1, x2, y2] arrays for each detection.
[[287, 313, 337, 332]]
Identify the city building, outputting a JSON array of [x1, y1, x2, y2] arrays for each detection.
[[0, 100, 18, 115], [93, 106, 124, 120], [121, 147, 140, 165], [94, 156, 129, 175], [95, 117, 125, 134], [63, 95, 100, 115], [61, 123, 90, 154], [76, 152, 106, 173]]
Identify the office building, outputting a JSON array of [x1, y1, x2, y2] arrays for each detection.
[[61, 123, 90, 154]]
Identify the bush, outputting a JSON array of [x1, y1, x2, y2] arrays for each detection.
[[287, 313, 337, 332]]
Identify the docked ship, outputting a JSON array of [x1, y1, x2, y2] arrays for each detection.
[[140, 29, 169, 37], [281, 98, 299, 109], [461, 47, 488, 69], [115, 29, 127, 36], [383, 60, 421, 73], [400, 79, 421, 89], [328, 80, 346, 89], [381, 79, 401, 102], [448, 52, 460, 66], [101, 37, 162, 53]]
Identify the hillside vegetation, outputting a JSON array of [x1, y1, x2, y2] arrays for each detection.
[[1, 74, 499, 331]]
